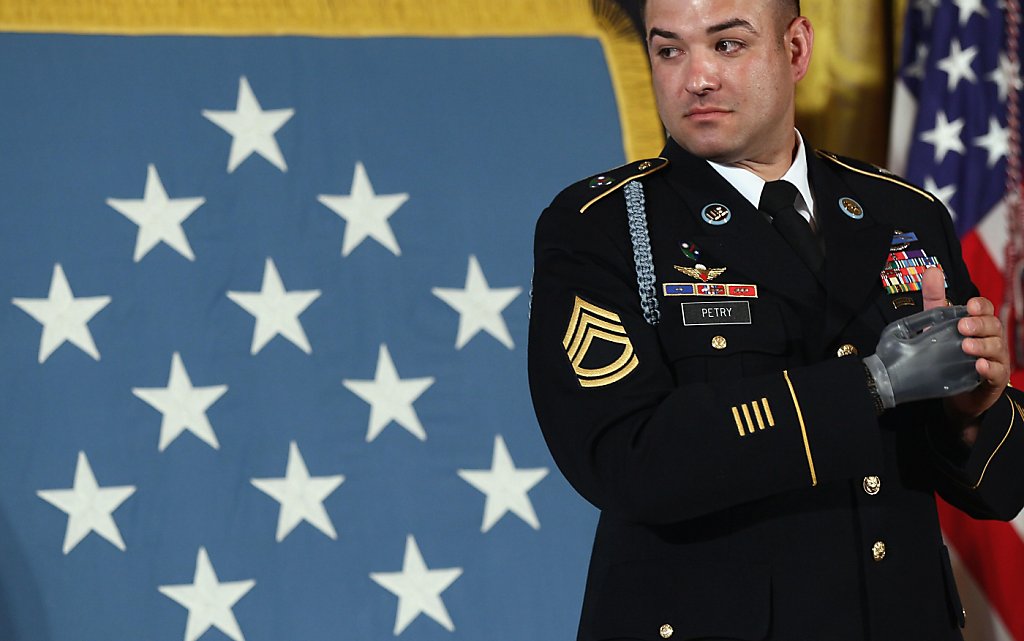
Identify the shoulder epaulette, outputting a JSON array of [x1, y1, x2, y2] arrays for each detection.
[[815, 150, 935, 202], [579, 157, 669, 214]]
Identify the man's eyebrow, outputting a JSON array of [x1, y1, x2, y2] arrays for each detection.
[[647, 19, 757, 42], [648, 27, 680, 41], [707, 18, 757, 35]]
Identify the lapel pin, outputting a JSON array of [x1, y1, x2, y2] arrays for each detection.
[[589, 175, 616, 188], [701, 203, 731, 226], [839, 196, 864, 220]]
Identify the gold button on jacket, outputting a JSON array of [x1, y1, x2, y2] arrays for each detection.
[[863, 476, 881, 495], [872, 541, 887, 562], [836, 343, 858, 357]]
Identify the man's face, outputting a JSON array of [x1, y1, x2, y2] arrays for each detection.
[[645, 0, 812, 167]]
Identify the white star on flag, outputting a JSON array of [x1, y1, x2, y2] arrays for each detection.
[[251, 441, 345, 542], [227, 257, 321, 355], [12, 263, 111, 363], [202, 76, 294, 173], [986, 53, 1022, 101], [973, 115, 1009, 167], [935, 39, 978, 91], [318, 161, 409, 257], [432, 254, 522, 350], [923, 176, 959, 220], [159, 547, 256, 641], [952, 0, 987, 25], [343, 343, 435, 443], [919, 111, 966, 163], [914, 0, 940, 25], [905, 43, 930, 79], [458, 434, 549, 533], [132, 352, 229, 452], [370, 534, 463, 635], [105, 164, 206, 262], [36, 451, 136, 554]]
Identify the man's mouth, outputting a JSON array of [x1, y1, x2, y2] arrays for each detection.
[[685, 107, 729, 119]]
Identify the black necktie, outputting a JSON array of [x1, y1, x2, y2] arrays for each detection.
[[759, 180, 824, 278]]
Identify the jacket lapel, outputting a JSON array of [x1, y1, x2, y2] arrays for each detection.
[[809, 151, 894, 346]]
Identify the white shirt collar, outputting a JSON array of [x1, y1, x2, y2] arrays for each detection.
[[706, 130, 816, 225]]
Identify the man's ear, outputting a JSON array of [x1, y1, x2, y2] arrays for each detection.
[[788, 16, 814, 82]]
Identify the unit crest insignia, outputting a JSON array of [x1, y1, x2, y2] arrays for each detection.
[[562, 296, 638, 388]]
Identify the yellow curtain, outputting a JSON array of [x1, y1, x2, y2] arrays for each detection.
[[796, 0, 908, 165]]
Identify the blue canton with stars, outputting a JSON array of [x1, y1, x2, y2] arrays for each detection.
[[0, 34, 621, 641], [896, 0, 1023, 238]]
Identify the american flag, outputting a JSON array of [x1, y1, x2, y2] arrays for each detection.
[[0, 21, 632, 640], [889, 0, 1024, 638]]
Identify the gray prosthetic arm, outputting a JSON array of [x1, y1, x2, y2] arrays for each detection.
[[863, 306, 981, 409]]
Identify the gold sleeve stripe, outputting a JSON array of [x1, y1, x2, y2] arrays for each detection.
[[971, 395, 1017, 490], [733, 407, 745, 436], [783, 370, 818, 487], [762, 398, 775, 427], [741, 404, 754, 434], [752, 401, 766, 430]]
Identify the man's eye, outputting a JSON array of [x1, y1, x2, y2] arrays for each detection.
[[716, 40, 744, 53], [656, 47, 681, 59]]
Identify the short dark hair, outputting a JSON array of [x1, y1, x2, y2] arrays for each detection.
[[639, 0, 801, 26]]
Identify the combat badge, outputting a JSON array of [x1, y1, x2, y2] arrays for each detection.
[[890, 229, 918, 251], [563, 296, 638, 388]]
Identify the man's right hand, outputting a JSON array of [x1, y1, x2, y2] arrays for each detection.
[[863, 272, 980, 409]]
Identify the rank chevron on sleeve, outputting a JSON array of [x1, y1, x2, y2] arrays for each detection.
[[562, 296, 638, 388]]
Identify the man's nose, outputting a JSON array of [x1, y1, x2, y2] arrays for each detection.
[[685, 53, 720, 95]]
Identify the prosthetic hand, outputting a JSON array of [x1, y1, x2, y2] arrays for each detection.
[[863, 306, 981, 409]]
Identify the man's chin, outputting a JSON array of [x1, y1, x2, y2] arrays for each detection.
[[671, 136, 738, 164]]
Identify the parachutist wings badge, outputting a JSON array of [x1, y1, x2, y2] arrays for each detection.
[[675, 265, 727, 282], [562, 296, 638, 387]]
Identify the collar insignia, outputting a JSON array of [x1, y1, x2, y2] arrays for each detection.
[[701, 203, 732, 226], [839, 196, 864, 219]]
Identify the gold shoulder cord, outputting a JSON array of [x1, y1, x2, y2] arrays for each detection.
[[816, 152, 936, 202], [579, 158, 669, 214]]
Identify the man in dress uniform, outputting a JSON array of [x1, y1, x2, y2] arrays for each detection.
[[527, 0, 1024, 639]]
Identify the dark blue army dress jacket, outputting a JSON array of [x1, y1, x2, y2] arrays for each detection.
[[527, 138, 1024, 641]]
